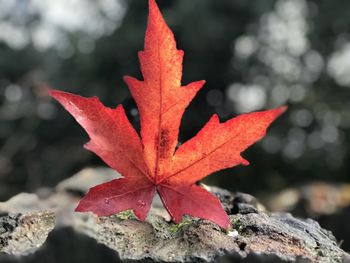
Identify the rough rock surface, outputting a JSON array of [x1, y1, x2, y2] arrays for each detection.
[[0, 167, 349, 262], [0, 211, 55, 255]]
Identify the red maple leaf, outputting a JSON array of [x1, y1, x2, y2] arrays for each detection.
[[49, 0, 286, 228]]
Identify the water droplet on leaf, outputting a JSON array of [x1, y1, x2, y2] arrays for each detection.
[[137, 200, 146, 208]]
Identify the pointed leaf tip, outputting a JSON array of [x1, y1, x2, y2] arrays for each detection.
[[210, 114, 220, 124], [48, 89, 61, 99], [148, 0, 162, 24], [241, 158, 250, 166], [278, 105, 288, 114], [48, 89, 54, 96], [269, 105, 287, 121], [148, 0, 159, 13]]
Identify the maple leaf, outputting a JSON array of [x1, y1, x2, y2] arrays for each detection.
[[49, 0, 286, 228]]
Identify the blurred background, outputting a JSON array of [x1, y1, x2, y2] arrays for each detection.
[[0, 0, 350, 259]]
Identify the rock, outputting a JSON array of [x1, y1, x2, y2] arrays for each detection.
[[0, 167, 348, 262], [56, 167, 121, 195], [228, 213, 344, 262], [0, 212, 55, 255]]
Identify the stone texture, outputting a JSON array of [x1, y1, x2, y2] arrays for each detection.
[[0, 212, 55, 255], [0, 167, 348, 262]]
